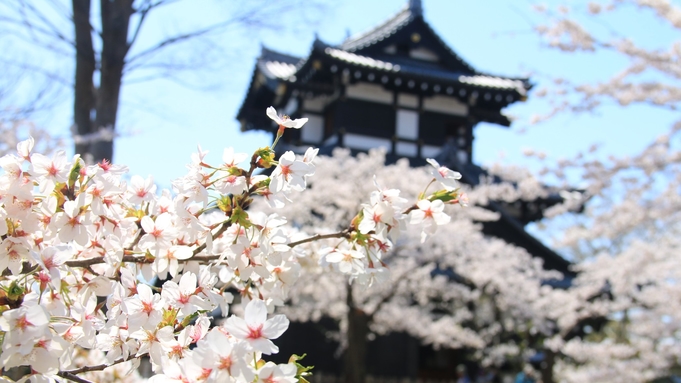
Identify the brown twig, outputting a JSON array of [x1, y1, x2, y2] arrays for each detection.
[[287, 230, 351, 248], [191, 221, 231, 256], [64, 254, 221, 268], [59, 352, 149, 378], [56, 371, 94, 383]]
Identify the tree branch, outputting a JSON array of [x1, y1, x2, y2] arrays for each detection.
[[127, 0, 182, 52], [287, 230, 351, 248], [64, 254, 221, 269], [59, 351, 148, 377], [56, 371, 94, 383], [7, 0, 75, 48], [124, 20, 232, 66]]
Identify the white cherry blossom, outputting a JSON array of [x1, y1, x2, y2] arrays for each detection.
[[266, 106, 308, 129], [223, 299, 289, 355]]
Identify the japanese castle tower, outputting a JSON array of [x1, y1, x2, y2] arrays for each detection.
[[237, 1, 573, 379], [237, 1, 571, 276]]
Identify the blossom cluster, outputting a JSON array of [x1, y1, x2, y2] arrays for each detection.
[[0, 107, 463, 382], [265, 149, 565, 371]]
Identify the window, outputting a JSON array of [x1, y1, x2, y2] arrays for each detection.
[[396, 109, 419, 157], [396, 109, 419, 139]]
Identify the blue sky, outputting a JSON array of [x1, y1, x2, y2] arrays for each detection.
[[10, 0, 678, 189]]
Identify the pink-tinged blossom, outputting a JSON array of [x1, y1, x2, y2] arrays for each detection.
[[259, 185, 289, 209], [267, 258, 300, 286], [256, 362, 298, 383], [410, 199, 451, 242], [172, 172, 209, 207], [193, 329, 253, 382], [269, 151, 314, 193], [128, 175, 157, 205], [154, 245, 193, 280], [458, 192, 469, 207], [139, 213, 177, 256], [86, 177, 122, 216], [125, 284, 165, 331], [188, 315, 212, 345], [106, 283, 128, 325], [0, 305, 50, 346], [68, 294, 103, 348], [426, 158, 462, 191], [303, 147, 318, 164], [358, 201, 394, 235], [229, 239, 269, 282], [0, 237, 31, 275], [94, 158, 129, 178], [223, 147, 248, 168], [130, 325, 172, 372], [250, 212, 289, 255], [162, 272, 210, 316], [215, 174, 247, 195], [52, 195, 93, 246], [0, 335, 66, 375], [16, 137, 34, 160], [31, 244, 73, 290], [223, 299, 289, 355], [324, 247, 365, 274], [197, 266, 231, 315], [158, 325, 192, 361], [119, 267, 139, 297], [30, 151, 69, 193], [0, 154, 24, 183], [266, 106, 308, 129], [190, 144, 209, 166], [147, 356, 208, 383]]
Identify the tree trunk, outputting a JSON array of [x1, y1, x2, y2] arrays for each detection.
[[90, 0, 133, 163], [540, 349, 556, 383], [72, 0, 96, 157], [72, 0, 134, 163], [344, 283, 369, 383]]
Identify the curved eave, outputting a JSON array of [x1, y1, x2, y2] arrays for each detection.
[[484, 202, 575, 277], [236, 64, 265, 131], [432, 149, 574, 276], [237, 46, 305, 132], [291, 44, 529, 100]]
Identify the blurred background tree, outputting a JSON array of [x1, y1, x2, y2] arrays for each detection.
[[0, 0, 323, 163]]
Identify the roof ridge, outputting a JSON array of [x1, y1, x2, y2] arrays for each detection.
[[259, 45, 302, 65], [340, 4, 414, 51], [409, 0, 422, 16]]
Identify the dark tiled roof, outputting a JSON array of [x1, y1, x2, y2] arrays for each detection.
[[339, 3, 478, 74], [340, 6, 414, 51], [260, 46, 301, 65], [321, 46, 528, 94], [257, 47, 301, 80]]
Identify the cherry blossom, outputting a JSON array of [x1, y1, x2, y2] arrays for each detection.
[[0, 107, 460, 382], [410, 199, 451, 241], [29, 150, 69, 193], [426, 158, 462, 191], [269, 151, 314, 193], [223, 299, 289, 355], [266, 106, 308, 129], [139, 213, 178, 255], [255, 362, 297, 383]]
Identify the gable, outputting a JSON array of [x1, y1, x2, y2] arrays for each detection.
[[341, 8, 476, 74]]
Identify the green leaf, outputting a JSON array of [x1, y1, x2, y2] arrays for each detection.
[[289, 353, 314, 381], [429, 189, 460, 203], [230, 206, 251, 228], [67, 157, 83, 189], [217, 195, 232, 214]]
